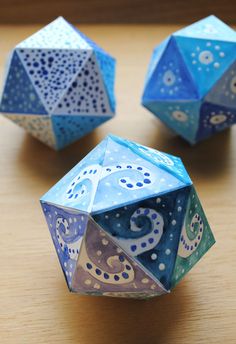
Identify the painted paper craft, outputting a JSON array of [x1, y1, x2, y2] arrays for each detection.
[[0, 17, 116, 149], [41, 135, 215, 299], [142, 15, 236, 144]]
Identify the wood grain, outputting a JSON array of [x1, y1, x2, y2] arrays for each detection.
[[0, 0, 236, 24], [0, 24, 236, 344]]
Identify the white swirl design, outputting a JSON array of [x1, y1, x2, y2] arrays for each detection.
[[112, 207, 164, 256], [56, 216, 83, 260], [80, 243, 135, 285], [178, 213, 204, 258]]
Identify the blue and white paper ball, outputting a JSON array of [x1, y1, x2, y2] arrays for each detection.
[[142, 15, 236, 144], [41, 135, 215, 299], [0, 17, 116, 149]]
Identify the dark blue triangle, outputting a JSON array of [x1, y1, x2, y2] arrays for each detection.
[[142, 36, 199, 102]]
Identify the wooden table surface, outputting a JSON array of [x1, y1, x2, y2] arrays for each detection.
[[0, 24, 235, 344]]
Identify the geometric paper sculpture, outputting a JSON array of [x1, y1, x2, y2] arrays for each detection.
[[0, 17, 116, 149], [41, 135, 215, 299], [142, 15, 236, 144]]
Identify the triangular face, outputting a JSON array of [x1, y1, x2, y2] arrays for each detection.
[[143, 37, 170, 89], [41, 202, 88, 289], [94, 51, 116, 113], [72, 217, 165, 296], [0, 51, 47, 115], [52, 53, 113, 116], [93, 187, 191, 290], [92, 135, 189, 214], [143, 100, 201, 144], [51, 115, 112, 150], [175, 36, 236, 97], [4, 114, 56, 148], [142, 37, 199, 102], [205, 60, 236, 108], [196, 101, 236, 142], [40, 137, 109, 213], [16, 48, 92, 113], [174, 15, 236, 42], [112, 135, 192, 184], [16, 17, 91, 50], [171, 186, 215, 288]]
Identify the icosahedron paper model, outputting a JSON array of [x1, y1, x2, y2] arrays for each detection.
[[142, 15, 236, 144], [41, 135, 215, 299], [0, 17, 116, 149]]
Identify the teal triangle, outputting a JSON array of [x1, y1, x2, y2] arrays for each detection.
[[51, 115, 111, 150], [175, 36, 236, 97], [142, 37, 199, 102], [0, 51, 47, 115], [174, 15, 236, 42]]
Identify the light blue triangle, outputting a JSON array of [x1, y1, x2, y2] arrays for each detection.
[[0, 51, 47, 114], [142, 37, 199, 102], [40, 136, 109, 213], [110, 135, 192, 184], [92, 135, 190, 214], [144, 100, 201, 144], [174, 15, 236, 42], [175, 36, 236, 97]]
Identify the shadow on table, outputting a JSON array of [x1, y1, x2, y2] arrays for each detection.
[[16, 131, 100, 187], [148, 123, 233, 180], [56, 280, 192, 344]]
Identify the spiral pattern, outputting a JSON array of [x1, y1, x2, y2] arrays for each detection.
[[56, 216, 83, 261], [178, 213, 204, 258], [112, 207, 164, 256]]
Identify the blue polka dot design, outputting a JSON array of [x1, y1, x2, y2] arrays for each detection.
[[0, 51, 47, 115], [94, 51, 116, 113], [17, 48, 91, 113], [52, 54, 113, 116], [52, 115, 110, 150], [41, 202, 88, 288], [93, 187, 190, 290], [142, 36, 199, 102]]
